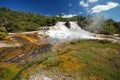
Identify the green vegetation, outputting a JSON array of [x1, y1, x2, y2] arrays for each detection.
[[1, 40, 119, 80], [22, 40, 119, 80], [0, 63, 21, 80], [0, 7, 120, 35], [46, 17, 57, 26], [0, 7, 58, 33], [0, 27, 8, 39], [75, 15, 120, 34], [0, 68, 12, 79], [101, 19, 120, 34], [65, 20, 70, 28], [0, 7, 120, 80]]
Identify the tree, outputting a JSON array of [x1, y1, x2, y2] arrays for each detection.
[[52, 18, 57, 26], [65, 21, 70, 28], [113, 22, 120, 34], [5, 22, 23, 32], [59, 13, 62, 18], [58, 12, 63, 21], [46, 18, 52, 26], [101, 19, 119, 34], [0, 27, 8, 39], [102, 25, 117, 35]]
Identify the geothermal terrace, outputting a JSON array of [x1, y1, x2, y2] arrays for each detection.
[[0, 21, 119, 48]]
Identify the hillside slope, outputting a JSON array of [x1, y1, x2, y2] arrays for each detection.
[[1, 40, 119, 80], [21, 40, 120, 80]]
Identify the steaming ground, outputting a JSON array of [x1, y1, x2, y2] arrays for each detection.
[[1, 22, 120, 80], [43, 21, 102, 44]]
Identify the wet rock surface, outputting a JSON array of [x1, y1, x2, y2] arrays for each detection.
[[0, 33, 53, 63], [0, 44, 52, 63]]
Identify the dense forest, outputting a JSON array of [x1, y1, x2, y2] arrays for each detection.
[[0, 7, 120, 39]]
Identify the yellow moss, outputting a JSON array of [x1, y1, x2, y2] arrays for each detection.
[[38, 64, 47, 69], [0, 62, 22, 77], [21, 70, 29, 78], [58, 54, 86, 72], [90, 75, 104, 80]]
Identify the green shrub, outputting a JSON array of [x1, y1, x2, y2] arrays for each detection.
[[65, 21, 70, 28], [102, 25, 117, 35], [0, 27, 8, 39], [0, 68, 13, 79]]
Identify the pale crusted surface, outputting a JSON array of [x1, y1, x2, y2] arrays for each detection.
[[0, 43, 21, 48], [45, 22, 97, 40]]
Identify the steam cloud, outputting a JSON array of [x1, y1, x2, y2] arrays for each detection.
[[85, 15, 106, 33]]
